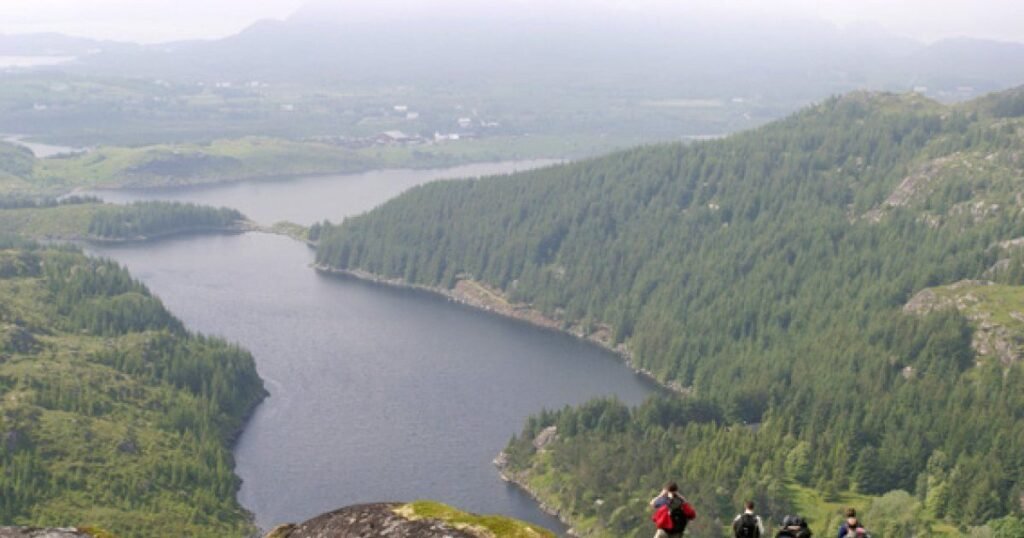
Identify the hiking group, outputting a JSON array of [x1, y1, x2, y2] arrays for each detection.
[[650, 483, 871, 538]]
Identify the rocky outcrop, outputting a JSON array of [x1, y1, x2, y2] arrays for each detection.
[[903, 280, 1023, 365], [265, 502, 555, 538], [532, 426, 558, 450], [862, 155, 955, 222], [494, 427, 578, 536], [266, 503, 479, 538], [902, 280, 991, 314]]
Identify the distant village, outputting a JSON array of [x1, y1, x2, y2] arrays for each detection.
[[304, 103, 505, 150]]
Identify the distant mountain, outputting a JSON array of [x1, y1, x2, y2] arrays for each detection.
[[900, 37, 1024, 93], [0, 32, 137, 57], [61, 4, 1024, 103]]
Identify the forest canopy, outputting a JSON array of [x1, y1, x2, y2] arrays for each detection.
[[0, 242, 266, 537], [317, 87, 1024, 534]]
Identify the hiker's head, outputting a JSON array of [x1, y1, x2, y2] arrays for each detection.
[[845, 508, 858, 525], [745, 500, 755, 511], [664, 482, 678, 493]]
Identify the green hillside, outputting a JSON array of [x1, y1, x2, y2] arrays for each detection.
[[0, 242, 266, 536], [0, 134, 599, 194], [0, 198, 248, 242], [317, 87, 1024, 534]]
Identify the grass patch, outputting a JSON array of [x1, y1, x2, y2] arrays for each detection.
[[788, 483, 961, 537], [400, 500, 556, 538]]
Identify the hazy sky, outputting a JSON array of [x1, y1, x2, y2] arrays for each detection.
[[0, 0, 1022, 44]]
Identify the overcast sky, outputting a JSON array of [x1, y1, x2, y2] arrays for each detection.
[[0, 0, 1022, 44]]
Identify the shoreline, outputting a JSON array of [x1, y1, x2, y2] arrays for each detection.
[[310, 265, 691, 536], [311, 265, 685, 395], [68, 157, 565, 193], [494, 451, 579, 537], [82, 222, 255, 244]]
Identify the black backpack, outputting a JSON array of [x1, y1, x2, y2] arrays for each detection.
[[669, 500, 689, 533], [736, 513, 759, 538]]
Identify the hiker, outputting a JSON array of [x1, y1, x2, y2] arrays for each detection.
[[732, 500, 764, 538], [650, 482, 695, 537], [837, 508, 866, 538], [776, 516, 813, 538]]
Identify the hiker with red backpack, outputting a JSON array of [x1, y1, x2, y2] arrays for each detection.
[[650, 482, 696, 537], [733, 500, 765, 538]]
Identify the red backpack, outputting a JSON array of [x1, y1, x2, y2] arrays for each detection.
[[652, 504, 674, 530]]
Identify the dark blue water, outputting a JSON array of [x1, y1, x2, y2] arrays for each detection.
[[86, 163, 657, 534]]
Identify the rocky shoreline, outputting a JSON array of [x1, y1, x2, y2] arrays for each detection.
[[493, 450, 579, 537], [310, 264, 688, 538], [312, 265, 687, 395]]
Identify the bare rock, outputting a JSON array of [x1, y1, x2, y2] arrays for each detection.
[[532, 426, 558, 450], [266, 503, 478, 538]]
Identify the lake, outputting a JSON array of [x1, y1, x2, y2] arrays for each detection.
[[86, 160, 560, 226], [3, 135, 85, 158], [86, 162, 658, 534]]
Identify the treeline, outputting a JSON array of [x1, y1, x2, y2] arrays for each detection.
[[316, 88, 1024, 530], [88, 201, 245, 239], [0, 141, 34, 179], [0, 241, 266, 537], [506, 395, 1024, 537], [0, 194, 100, 210]]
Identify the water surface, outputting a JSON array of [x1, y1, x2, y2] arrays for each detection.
[[88, 160, 559, 226], [86, 162, 657, 533], [3, 135, 83, 158]]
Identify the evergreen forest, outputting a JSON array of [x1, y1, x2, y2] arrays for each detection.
[[317, 88, 1024, 535], [0, 240, 266, 537]]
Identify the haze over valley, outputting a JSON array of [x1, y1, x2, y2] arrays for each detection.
[[2, 2, 1024, 537]]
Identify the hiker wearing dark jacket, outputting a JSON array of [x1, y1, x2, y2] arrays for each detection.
[[733, 500, 764, 538], [776, 516, 813, 538], [837, 508, 865, 538]]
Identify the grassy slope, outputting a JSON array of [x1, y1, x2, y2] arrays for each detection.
[[0, 202, 248, 241], [0, 204, 96, 238], [0, 142, 37, 194], [788, 484, 960, 537], [23, 134, 615, 191]]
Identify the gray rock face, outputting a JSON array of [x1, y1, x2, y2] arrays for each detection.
[[532, 426, 558, 450], [266, 503, 478, 538]]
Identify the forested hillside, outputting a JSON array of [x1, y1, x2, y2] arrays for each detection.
[[0, 198, 247, 241], [0, 241, 266, 536], [317, 87, 1024, 534]]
